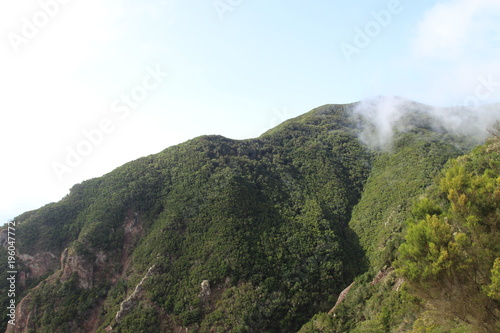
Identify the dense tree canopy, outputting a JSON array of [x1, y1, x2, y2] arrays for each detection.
[[1, 103, 498, 332]]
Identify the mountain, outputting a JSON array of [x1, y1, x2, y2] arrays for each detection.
[[1, 99, 498, 332], [299, 119, 500, 333]]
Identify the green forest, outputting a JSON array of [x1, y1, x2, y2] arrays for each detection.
[[1, 102, 498, 332]]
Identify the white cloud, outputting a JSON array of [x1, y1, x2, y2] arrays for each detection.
[[413, 0, 500, 59], [354, 96, 500, 150]]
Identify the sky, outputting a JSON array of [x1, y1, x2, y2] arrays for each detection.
[[1, 0, 500, 224]]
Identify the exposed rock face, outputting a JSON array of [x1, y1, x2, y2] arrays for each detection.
[[5, 292, 33, 333], [4, 210, 146, 333], [393, 277, 405, 291], [1, 228, 60, 287], [18, 252, 58, 284], [114, 265, 156, 324], [371, 269, 387, 285], [119, 211, 143, 277], [328, 282, 356, 316], [60, 248, 95, 289], [199, 280, 211, 301], [370, 267, 396, 286]]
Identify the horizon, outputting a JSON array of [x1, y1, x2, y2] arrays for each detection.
[[2, 0, 500, 224]]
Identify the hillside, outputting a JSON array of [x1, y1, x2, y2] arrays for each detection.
[[1, 99, 498, 332], [299, 123, 500, 332]]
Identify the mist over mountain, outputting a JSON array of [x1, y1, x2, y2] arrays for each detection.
[[1, 99, 499, 333], [353, 96, 500, 149]]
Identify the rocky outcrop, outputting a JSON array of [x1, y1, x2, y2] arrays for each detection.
[[393, 277, 405, 291], [371, 269, 387, 285], [328, 282, 356, 316], [199, 280, 211, 302], [5, 210, 146, 333], [1, 228, 60, 287], [59, 211, 143, 290], [119, 211, 143, 276], [60, 247, 94, 289], [5, 293, 32, 333], [114, 265, 156, 324], [17, 252, 58, 285]]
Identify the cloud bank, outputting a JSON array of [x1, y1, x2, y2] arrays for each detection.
[[353, 96, 500, 149]]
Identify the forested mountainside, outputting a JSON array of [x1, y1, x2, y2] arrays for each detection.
[[300, 123, 500, 333], [1, 100, 498, 332]]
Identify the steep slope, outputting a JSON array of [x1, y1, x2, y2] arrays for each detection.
[[299, 129, 469, 333], [1, 100, 494, 332], [299, 122, 500, 332], [395, 133, 500, 332], [2, 103, 373, 332]]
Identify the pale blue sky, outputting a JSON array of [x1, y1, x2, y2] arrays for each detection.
[[1, 0, 500, 224]]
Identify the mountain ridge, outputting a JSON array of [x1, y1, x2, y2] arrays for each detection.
[[1, 99, 499, 332]]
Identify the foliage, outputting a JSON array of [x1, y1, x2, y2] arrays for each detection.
[[24, 273, 106, 333], [10, 104, 373, 332], [126, 112, 373, 330], [349, 130, 465, 271], [395, 137, 500, 332], [299, 118, 477, 332], [7, 102, 498, 332], [112, 302, 161, 333]]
